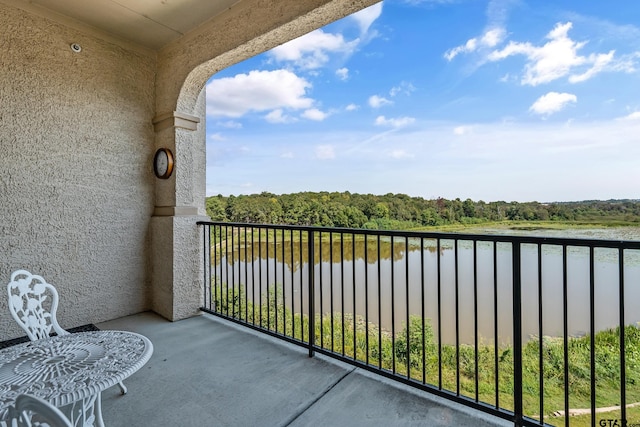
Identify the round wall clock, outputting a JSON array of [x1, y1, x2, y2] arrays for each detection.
[[153, 148, 174, 179]]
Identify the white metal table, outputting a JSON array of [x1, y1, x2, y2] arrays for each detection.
[[0, 330, 153, 427]]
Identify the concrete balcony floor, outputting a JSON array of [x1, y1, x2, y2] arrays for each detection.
[[97, 312, 510, 427]]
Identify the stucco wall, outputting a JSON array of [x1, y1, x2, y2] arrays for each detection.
[[0, 3, 155, 340]]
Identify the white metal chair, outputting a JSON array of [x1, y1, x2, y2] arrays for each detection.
[[7, 270, 128, 395], [7, 270, 68, 341], [7, 394, 73, 427]]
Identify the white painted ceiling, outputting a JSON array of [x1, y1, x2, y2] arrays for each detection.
[[25, 0, 241, 50]]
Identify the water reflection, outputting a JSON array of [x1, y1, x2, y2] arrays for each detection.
[[213, 233, 640, 345]]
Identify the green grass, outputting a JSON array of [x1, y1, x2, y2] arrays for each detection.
[[211, 282, 640, 426], [552, 404, 640, 427]]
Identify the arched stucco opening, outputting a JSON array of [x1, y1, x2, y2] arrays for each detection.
[[149, 0, 380, 321]]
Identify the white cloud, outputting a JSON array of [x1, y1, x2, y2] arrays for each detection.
[[280, 151, 294, 158], [369, 95, 393, 108], [453, 125, 471, 135], [209, 133, 226, 141], [568, 51, 615, 83], [216, 120, 242, 129], [375, 116, 416, 128], [336, 67, 349, 81], [269, 29, 358, 70], [488, 22, 625, 86], [346, 103, 359, 111], [489, 23, 585, 85], [302, 108, 329, 121], [207, 70, 313, 117], [481, 28, 505, 47], [445, 27, 505, 61], [390, 81, 416, 97], [350, 2, 383, 35], [529, 92, 577, 115], [265, 109, 296, 124], [445, 38, 478, 61], [621, 111, 640, 120], [315, 145, 336, 159]]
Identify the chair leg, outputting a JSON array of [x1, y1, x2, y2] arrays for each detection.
[[117, 381, 127, 395], [95, 391, 105, 427]]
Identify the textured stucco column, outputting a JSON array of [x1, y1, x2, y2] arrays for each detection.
[[151, 92, 208, 321]]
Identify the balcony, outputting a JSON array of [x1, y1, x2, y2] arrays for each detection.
[[98, 311, 507, 426], [195, 221, 640, 427]]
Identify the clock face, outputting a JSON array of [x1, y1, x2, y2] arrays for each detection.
[[156, 153, 168, 174], [154, 148, 174, 179]]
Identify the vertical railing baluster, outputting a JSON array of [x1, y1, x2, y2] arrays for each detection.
[[562, 245, 569, 427], [300, 231, 304, 342], [421, 237, 426, 384], [365, 235, 370, 366], [619, 248, 626, 426], [213, 224, 216, 311], [377, 234, 382, 370], [437, 238, 442, 390], [494, 241, 499, 409], [226, 225, 230, 318], [391, 235, 396, 374], [237, 226, 242, 319], [251, 227, 256, 325], [214, 225, 219, 313], [455, 239, 460, 396], [513, 242, 523, 426], [589, 246, 595, 427], [209, 225, 214, 311], [259, 228, 263, 328], [319, 232, 323, 347], [341, 232, 345, 356], [330, 232, 334, 353], [538, 244, 544, 425], [244, 227, 248, 322], [473, 240, 479, 402], [353, 232, 357, 361], [202, 224, 208, 309], [274, 229, 278, 334], [290, 229, 295, 339], [308, 230, 315, 357], [282, 229, 286, 335], [231, 225, 236, 318], [405, 236, 410, 379], [236, 226, 241, 318]]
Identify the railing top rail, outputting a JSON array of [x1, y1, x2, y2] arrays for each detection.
[[197, 221, 640, 250]]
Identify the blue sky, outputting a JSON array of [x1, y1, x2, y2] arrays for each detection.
[[205, 0, 640, 203]]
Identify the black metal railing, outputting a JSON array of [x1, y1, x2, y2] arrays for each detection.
[[198, 221, 640, 427]]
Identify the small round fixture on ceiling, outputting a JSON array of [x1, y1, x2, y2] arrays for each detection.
[[70, 43, 82, 53]]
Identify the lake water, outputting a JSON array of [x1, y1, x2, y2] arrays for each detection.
[[214, 227, 640, 345]]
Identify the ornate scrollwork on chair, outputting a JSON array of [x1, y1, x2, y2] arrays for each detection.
[[7, 270, 69, 341], [7, 394, 73, 427]]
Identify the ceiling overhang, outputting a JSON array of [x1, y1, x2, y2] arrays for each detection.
[[7, 0, 242, 51]]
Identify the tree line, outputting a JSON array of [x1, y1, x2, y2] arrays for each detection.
[[205, 192, 640, 230]]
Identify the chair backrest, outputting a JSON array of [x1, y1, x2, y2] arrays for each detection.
[[8, 394, 73, 427], [7, 270, 69, 341]]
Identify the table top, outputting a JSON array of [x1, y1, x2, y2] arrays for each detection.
[[0, 330, 153, 412]]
